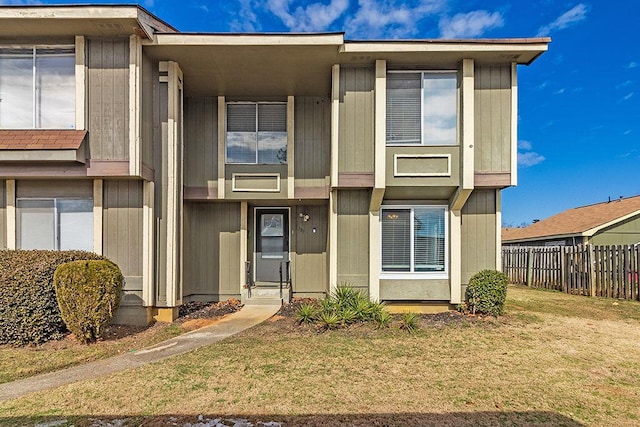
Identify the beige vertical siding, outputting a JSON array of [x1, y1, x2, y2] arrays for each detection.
[[0, 180, 5, 249], [184, 97, 218, 188], [461, 189, 497, 283], [291, 204, 328, 295], [474, 66, 511, 172], [16, 180, 93, 198], [87, 38, 130, 160], [183, 202, 241, 300], [337, 190, 370, 293], [141, 51, 154, 168], [103, 180, 144, 305], [294, 97, 331, 187], [590, 216, 640, 246], [338, 67, 375, 174]]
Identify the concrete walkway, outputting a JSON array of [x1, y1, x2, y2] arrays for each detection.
[[0, 304, 280, 403]]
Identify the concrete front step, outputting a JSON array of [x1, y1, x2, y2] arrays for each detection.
[[241, 286, 290, 305]]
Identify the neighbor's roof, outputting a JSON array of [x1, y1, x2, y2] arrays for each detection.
[[503, 195, 640, 242], [0, 130, 87, 150]]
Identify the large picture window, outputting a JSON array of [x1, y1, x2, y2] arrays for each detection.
[[386, 71, 457, 146], [0, 46, 75, 129], [381, 206, 447, 275], [226, 102, 287, 164], [17, 198, 93, 251]]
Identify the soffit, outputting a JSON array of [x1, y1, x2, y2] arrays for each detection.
[[145, 36, 344, 97]]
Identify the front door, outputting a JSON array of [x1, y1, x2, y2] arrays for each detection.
[[255, 208, 289, 283]]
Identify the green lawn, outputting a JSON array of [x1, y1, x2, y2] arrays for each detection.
[[2, 285, 640, 427]]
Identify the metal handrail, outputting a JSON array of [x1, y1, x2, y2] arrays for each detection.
[[279, 260, 292, 302], [245, 261, 253, 298]]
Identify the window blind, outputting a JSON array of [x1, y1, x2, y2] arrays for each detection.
[[381, 209, 411, 272], [386, 73, 421, 144]]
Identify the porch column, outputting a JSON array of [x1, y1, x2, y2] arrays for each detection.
[[6, 180, 15, 250], [240, 201, 248, 290], [450, 209, 462, 304]]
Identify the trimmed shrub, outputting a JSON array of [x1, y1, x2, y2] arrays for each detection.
[[54, 260, 124, 344], [0, 250, 107, 346], [466, 269, 509, 316]]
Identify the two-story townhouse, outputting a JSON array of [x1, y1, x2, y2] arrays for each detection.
[[0, 5, 549, 325]]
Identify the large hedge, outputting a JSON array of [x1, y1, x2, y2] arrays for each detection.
[[54, 260, 123, 344], [466, 269, 509, 316], [0, 250, 107, 346]]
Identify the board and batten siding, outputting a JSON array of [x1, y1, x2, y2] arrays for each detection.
[[0, 180, 5, 249], [294, 97, 330, 188], [103, 180, 143, 305], [338, 67, 375, 174], [291, 204, 328, 296], [336, 190, 370, 293], [474, 65, 511, 173], [461, 189, 497, 283], [141, 51, 154, 169], [183, 202, 241, 300], [87, 38, 130, 160], [184, 97, 218, 188]]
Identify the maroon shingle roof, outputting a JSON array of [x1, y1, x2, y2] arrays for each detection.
[[0, 130, 87, 150]]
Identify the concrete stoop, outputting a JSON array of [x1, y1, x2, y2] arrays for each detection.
[[241, 286, 290, 306]]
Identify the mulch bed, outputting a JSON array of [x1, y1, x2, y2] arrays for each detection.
[[175, 298, 243, 323]]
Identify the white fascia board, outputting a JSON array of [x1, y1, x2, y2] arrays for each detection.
[[503, 233, 582, 244], [0, 6, 140, 19], [342, 41, 549, 54], [154, 33, 344, 46], [582, 210, 640, 237]]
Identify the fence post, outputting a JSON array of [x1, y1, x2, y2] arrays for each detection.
[[526, 247, 533, 287], [588, 245, 596, 297]]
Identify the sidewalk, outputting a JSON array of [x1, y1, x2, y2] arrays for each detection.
[[0, 304, 280, 402]]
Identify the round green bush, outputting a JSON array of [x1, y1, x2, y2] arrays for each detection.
[[54, 260, 124, 344], [0, 250, 107, 346], [466, 269, 509, 316]]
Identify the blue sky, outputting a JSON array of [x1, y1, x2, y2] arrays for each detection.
[[4, 0, 638, 226]]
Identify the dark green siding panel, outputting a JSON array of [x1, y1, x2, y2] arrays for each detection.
[[461, 189, 497, 283], [294, 97, 330, 187], [338, 67, 374, 174], [103, 180, 144, 306], [337, 190, 370, 291], [474, 66, 511, 173], [590, 216, 640, 246], [0, 180, 5, 249], [87, 38, 130, 160], [183, 202, 241, 300], [291, 204, 328, 294], [184, 97, 218, 188]]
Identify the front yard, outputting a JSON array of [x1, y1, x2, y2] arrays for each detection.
[[2, 285, 640, 426]]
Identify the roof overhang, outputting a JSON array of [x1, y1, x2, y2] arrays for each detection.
[[341, 38, 550, 67], [145, 33, 345, 97], [0, 5, 176, 39], [583, 210, 640, 237]]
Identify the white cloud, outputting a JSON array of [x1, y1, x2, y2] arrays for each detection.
[[266, 0, 349, 32], [629, 62, 638, 69], [518, 140, 544, 167], [536, 3, 588, 36], [438, 10, 504, 38], [518, 140, 532, 150], [344, 0, 445, 39], [0, 0, 43, 4], [518, 151, 545, 167], [230, 0, 261, 32], [616, 80, 633, 89], [619, 92, 634, 102], [624, 130, 632, 135], [553, 88, 565, 94]]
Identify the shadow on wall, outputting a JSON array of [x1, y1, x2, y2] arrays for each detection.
[[2, 411, 585, 426]]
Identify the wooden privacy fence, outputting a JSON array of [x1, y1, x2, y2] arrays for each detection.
[[502, 245, 640, 300]]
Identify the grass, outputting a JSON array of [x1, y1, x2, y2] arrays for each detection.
[[0, 324, 182, 384], [2, 285, 640, 426]]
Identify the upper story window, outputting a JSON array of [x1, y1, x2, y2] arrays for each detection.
[[0, 46, 75, 129], [226, 102, 287, 164], [386, 71, 457, 146], [381, 206, 447, 277]]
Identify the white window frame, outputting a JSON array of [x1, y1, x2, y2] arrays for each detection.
[[386, 70, 458, 146], [380, 204, 449, 280], [16, 197, 93, 251], [0, 44, 76, 130], [225, 101, 287, 165]]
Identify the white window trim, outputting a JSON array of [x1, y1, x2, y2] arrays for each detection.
[[225, 101, 288, 165], [379, 204, 449, 280], [0, 44, 76, 130], [16, 197, 93, 250], [386, 70, 458, 147]]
